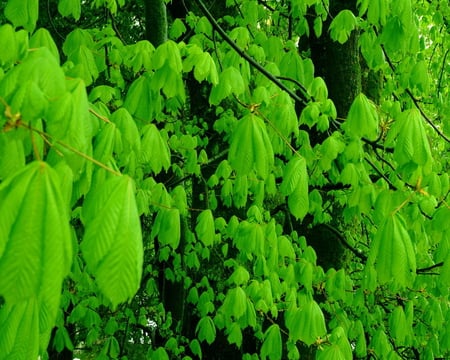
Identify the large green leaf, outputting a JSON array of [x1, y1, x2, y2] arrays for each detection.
[[0, 162, 72, 356], [386, 108, 433, 173], [151, 208, 181, 250], [280, 157, 309, 220], [195, 209, 216, 247], [140, 124, 171, 174], [345, 93, 379, 140], [46, 78, 92, 183], [209, 67, 246, 105], [196, 316, 216, 345], [124, 73, 161, 122], [260, 324, 282, 360], [368, 214, 416, 287], [5, 0, 38, 32], [0, 24, 19, 69], [30, 28, 60, 63], [285, 295, 327, 346], [229, 113, 274, 179], [81, 175, 143, 308], [329, 9, 358, 44], [0, 299, 39, 359], [58, 0, 82, 20]]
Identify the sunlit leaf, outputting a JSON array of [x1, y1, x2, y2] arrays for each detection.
[[329, 10, 358, 44], [58, 0, 81, 20], [5, 0, 38, 32], [368, 214, 416, 287], [81, 175, 143, 308], [345, 93, 379, 140], [261, 324, 282, 360], [195, 209, 215, 247], [280, 157, 309, 220], [285, 295, 327, 346], [229, 113, 274, 179], [0, 162, 72, 355]]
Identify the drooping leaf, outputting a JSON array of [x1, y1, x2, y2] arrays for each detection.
[[0, 162, 72, 356], [140, 124, 171, 174], [345, 93, 379, 140], [46, 78, 92, 184], [196, 316, 216, 345], [58, 0, 82, 20], [280, 157, 309, 220], [368, 214, 416, 287], [329, 9, 358, 44], [151, 208, 181, 250], [387, 108, 433, 173], [0, 24, 19, 69], [285, 295, 327, 346], [209, 67, 246, 105], [5, 0, 38, 32], [229, 113, 274, 179], [195, 209, 216, 247], [0, 299, 39, 359], [81, 175, 143, 308], [260, 324, 282, 360]]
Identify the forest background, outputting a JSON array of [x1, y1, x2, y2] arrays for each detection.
[[0, 0, 449, 359]]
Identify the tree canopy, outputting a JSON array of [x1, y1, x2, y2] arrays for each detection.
[[0, 0, 449, 359]]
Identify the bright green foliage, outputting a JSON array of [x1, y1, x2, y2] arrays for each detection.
[[229, 113, 274, 179], [0, 0, 450, 359], [344, 93, 379, 140], [81, 175, 143, 308], [0, 162, 72, 357]]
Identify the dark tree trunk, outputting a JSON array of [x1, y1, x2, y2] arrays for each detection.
[[309, 0, 362, 119], [144, 0, 167, 47]]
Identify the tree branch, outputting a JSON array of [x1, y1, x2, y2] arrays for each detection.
[[416, 262, 444, 274], [192, 0, 310, 105]]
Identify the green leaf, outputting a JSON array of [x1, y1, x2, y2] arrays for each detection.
[[58, 0, 82, 20], [280, 157, 309, 220], [5, 0, 38, 32], [46, 78, 92, 183], [140, 124, 171, 174], [229, 113, 274, 179], [170, 18, 187, 39], [285, 296, 327, 346], [152, 40, 182, 72], [30, 28, 60, 63], [196, 316, 216, 345], [81, 175, 143, 308], [234, 221, 265, 259], [345, 93, 379, 140], [195, 210, 215, 247], [261, 324, 282, 360], [0, 299, 39, 359], [228, 266, 250, 286], [0, 162, 72, 354], [389, 306, 410, 346], [150, 347, 170, 360], [93, 122, 117, 165], [124, 73, 161, 121], [221, 286, 248, 319], [368, 214, 416, 287], [329, 9, 358, 44], [189, 339, 202, 359], [151, 208, 181, 250], [227, 322, 243, 347], [387, 109, 433, 173], [409, 61, 430, 93], [209, 67, 246, 105], [0, 24, 19, 69]]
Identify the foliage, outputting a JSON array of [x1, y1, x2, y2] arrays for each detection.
[[0, 0, 449, 359]]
